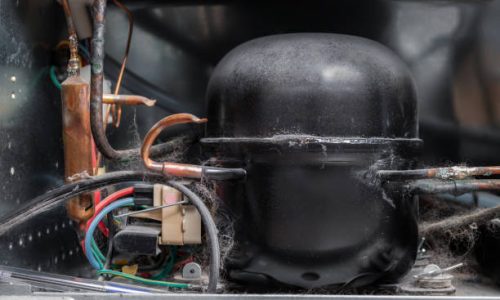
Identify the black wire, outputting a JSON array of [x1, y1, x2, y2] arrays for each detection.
[[104, 211, 116, 270], [167, 180, 220, 293], [135, 252, 168, 272], [0, 171, 221, 293], [0, 171, 165, 236]]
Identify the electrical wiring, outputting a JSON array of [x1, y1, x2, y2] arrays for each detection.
[[136, 252, 169, 272], [0, 171, 164, 237], [0, 172, 220, 292], [89, 244, 187, 289], [103, 209, 117, 270], [87, 204, 188, 289], [85, 197, 134, 269], [88, 182, 220, 292], [151, 247, 176, 280], [91, 239, 106, 263], [85, 187, 135, 237], [94, 192, 107, 236], [96, 269, 189, 289], [172, 256, 194, 273], [167, 180, 220, 293], [49, 66, 62, 90]]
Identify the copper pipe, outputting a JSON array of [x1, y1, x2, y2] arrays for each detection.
[[103, 94, 156, 106], [110, 0, 134, 128], [111, 0, 133, 95], [60, 0, 80, 76], [142, 113, 207, 178], [141, 113, 247, 180], [405, 179, 500, 195], [378, 166, 500, 181], [90, 0, 138, 161], [90, 0, 117, 159], [95, 94, 154, 171], [61, 76, 95, 222], [90, 0, 218, 163]]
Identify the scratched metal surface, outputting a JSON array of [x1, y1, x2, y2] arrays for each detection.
[[0, 0, 86, 275]]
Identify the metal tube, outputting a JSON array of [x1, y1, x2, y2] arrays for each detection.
[[90, 0, 179, 161], [110, 0, 134, 127], [111, 0, 133, 96], [406, 179, 500, 195], [141, 113, 247, 180], [141, 113, 207, 178], [102, 94, 156, 106], [60, 0, 80, 76], [90, 0, 119, 159], [378, 166, 500, 181], [61, 76, 94, 222]]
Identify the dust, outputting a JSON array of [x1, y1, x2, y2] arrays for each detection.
[[190, 181, 235, 272]]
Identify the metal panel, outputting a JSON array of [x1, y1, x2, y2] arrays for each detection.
[[0, 0, 85, 275]]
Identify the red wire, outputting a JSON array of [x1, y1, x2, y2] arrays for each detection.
[[93, 191, 108, 236], [90, 138, 105, 234], [81, 186, 135, 255], [173, 257, 194, 272], [85, 186, 135, 236]]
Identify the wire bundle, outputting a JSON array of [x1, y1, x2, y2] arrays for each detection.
[[84, 196, 189, 288], [0, 172, 219, 292]]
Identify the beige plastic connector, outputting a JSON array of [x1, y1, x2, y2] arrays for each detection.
[[158, 185, 201, 245], [132, 184, 201, 245]]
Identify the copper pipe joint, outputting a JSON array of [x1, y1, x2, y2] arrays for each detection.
[[141, 113, 207, 178], [60, 0, 80, 76]]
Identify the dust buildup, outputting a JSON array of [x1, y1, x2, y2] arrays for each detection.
[[113, 109, 236, 272], [190, 181, 235, 273], [418, 195, 480, 273]]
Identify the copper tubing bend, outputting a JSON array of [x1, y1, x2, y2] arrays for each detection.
[[142, 113, 206, 179], [141, 113, 246, 180]]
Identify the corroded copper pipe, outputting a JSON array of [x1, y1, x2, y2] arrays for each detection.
[[378, 166, 500, 181], [405, 179, 500, 195], [61, 76, 95, 222], [141, 113, 207, 178], [103, 94, 156, 106], [90, 0, 116, 159]]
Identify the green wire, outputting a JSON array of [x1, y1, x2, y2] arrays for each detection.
[[97, 269, 189, 289], [92, 249, 104, 270], [49, 66, 62, 90], [91, 239, 106, 263], [151, 247, 176, 280], [78, 44, 91, 60]]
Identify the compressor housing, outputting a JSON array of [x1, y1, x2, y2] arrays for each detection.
[[202, 33, 423, 288]]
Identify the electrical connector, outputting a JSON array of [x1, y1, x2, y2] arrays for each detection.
[[133, 184, 154, 206]]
